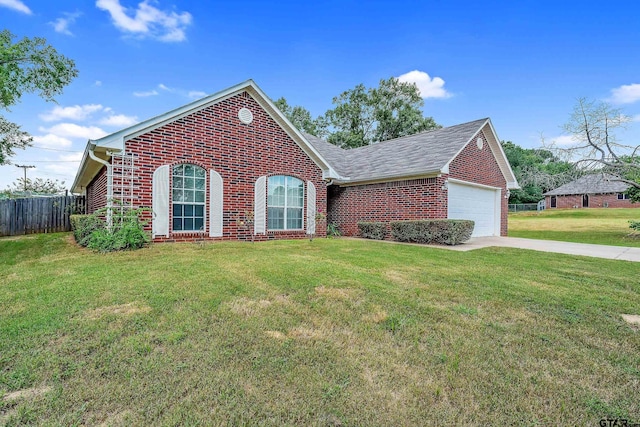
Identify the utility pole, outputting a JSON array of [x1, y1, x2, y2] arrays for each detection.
[[15, 164, 35, 191]]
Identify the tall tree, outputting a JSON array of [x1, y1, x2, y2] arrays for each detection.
[[0, 29, 78, 164], [273, 97, 327, 137], [547, 98, 640, 200], [502, 141, 577, 203], [324, 77, 440, 148]]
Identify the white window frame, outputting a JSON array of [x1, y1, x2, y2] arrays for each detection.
[[267, 175, 304, 231], [172, 164, 206, 232]]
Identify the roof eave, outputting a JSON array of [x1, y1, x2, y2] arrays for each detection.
[[333, 170, 442, 186]]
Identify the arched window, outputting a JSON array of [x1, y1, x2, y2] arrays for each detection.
[[267, 175, 304, 230], [172, 164, 206, 231]]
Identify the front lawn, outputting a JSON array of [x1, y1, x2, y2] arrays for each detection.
[[509, 208, 640, 247], [1, 234, 639, 425]]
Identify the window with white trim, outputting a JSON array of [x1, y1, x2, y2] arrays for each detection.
[[618, 192, 630, 200], [172, 164, 205, 231], [267, 175, 304, 230]]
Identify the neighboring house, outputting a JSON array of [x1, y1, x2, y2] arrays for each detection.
[[72, 80, 519, 242], [543, 174, 637, 209]]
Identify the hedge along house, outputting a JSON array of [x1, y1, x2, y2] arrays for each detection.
[[72, 80, 519, 241], [543, 174, 638, 209]]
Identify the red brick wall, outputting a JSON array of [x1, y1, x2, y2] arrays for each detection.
[[448, 127, 509, 236], [327, 127, 511, 237], [327, 177, 448, 237], [546, 193, 639, 209], [88, 91, 326, 242], [86, 165, 108, 214]]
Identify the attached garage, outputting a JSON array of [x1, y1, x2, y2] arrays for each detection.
[[447, 180, 501, 237]]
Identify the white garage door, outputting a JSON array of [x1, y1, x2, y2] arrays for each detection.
[[448, 181, 500, 237]]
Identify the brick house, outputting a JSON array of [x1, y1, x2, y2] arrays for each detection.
[[72, 80, 519, 241], [544, 174, 638, 209]]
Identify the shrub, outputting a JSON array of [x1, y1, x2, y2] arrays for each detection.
[[70, 214, 105, 247], [629, 220, 640, 232], [86, 207, 151, 252], [390, 219, 474, 245], [358, 222, 387, 240]]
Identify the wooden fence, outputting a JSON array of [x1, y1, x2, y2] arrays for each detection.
[[0, 196, 86, 237]]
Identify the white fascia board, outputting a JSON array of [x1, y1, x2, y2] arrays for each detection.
[[441, 118, 520, 190], [71, 142, 91, 194], [335, 171, 440, 187], [244, 84, 339, 179], [88, 79, 341, 181], [485, 119, 520, 189], [91, 80, 258, 150], [448, 177, 502, 191]]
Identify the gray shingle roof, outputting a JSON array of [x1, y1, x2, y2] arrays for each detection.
[[543, 174, 630, 196], [305, 118, 488, 182]]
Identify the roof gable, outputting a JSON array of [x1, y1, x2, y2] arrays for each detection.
[[72, 80, 339, 193], [544, 174, 630, 196]]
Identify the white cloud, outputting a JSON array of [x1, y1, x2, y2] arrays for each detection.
[[159, 83, 206, 99], [609, 83, 640, 104], [99, 114, 138, 127], [49, 11, 82, 35], [32, 134, 73, 149], [40, 104, 104, 122], [41, 123, 108, 140], [188, 90, 207, 99], [549, 135, 575, 146], [95, 80, 103, 86], [60, 152, 83, 162], [397, 70, 451, 99], [133, 89, 159, 97], [0, 0, 31, 14], [96, 0, 192, 42]]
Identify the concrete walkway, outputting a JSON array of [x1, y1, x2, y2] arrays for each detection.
[[442, 236, 640, 262]]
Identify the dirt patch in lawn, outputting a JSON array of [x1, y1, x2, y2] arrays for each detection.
[[363, 306, 388, 323], [288, 326, 324, 340], [621, 314, 640, 329], [98, 410, 133, 427], [227, 295, 291, 316], [264, 330, 287, 340], [315, 286, 355, 300], [3, 386, 52, 402], [85, 302, 151, 320]]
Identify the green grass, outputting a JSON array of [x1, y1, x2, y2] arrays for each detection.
[[509, 208, 640, 247], [1, 233, 639, 425]]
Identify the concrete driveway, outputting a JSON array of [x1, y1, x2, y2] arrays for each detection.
[[447, 236, 640, 262]]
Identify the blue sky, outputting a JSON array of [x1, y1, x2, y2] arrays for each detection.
[[1, 0, 639, 191]]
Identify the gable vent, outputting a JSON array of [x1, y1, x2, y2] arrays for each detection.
[[238, 107, 253, 124]]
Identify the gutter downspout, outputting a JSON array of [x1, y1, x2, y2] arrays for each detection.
[[88, 143, 113, 228]]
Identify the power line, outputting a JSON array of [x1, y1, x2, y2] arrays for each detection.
[[30, 145, 82, 153], [18, 160, 80, 163]]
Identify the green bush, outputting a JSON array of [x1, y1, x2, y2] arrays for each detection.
[[86, 207, 151, 252], [71, 208, 150, 252], [629, 220, 640, 232], [357, 222, 387, 240], [70, 214, 105, 247], [390, 219, 474, 245]]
